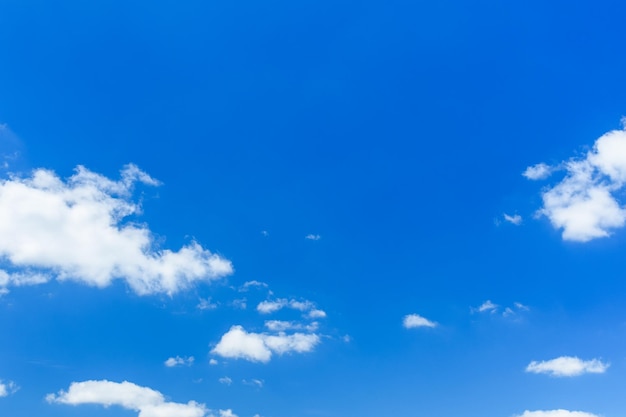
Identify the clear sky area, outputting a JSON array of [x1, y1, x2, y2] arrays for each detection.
[[2, 1, 626, 416]]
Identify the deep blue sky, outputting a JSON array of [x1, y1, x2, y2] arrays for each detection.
[[1, 1, 626, 416]]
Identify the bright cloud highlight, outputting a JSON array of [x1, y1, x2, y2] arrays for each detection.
[[211, 325, 320, 363], [526, 356, 609, 377], [0, 164, 232, 295], [525, 123, 626, 241]]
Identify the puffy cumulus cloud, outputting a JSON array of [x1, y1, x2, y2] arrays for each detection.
[[164, 356, 194, 367], [0, 165, 232, 295], [402, 314, 437, 329], [219, 410, 238, 417], [523, 163, 554, 180], [526, 123, 626, 242], [526, 356, 609, 377], [0, 380, 18, 397], [211, 325, 320, 363], [46, 380, 220, 417], [516, 410, 600, 417]]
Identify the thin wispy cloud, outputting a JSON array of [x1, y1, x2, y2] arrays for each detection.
[[0, 165, 233, 295], [256, 298, 326, 318], [305, 234, 321, 241], [526, 356, 609, 377], [525, 122, 626, 241], [197, 298, 218, 311], [402, 314, 437, 329]]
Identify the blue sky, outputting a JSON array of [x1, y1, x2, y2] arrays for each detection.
[[1, 0, 626, 416]]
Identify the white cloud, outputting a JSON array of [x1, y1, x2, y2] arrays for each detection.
[[218, 377, 232, 386], [197, 298, 218, 311], [526, 356, 609, 377], [46, 380, 214, 417], [473, 300, 499, 313], [527, 124, 626, 241], [402, 314, 437, 329], [257, 299, 288, 314], [0, 380, 18, 397], [305, 234, 321, 240], [164, 356, 194, 367], [307, 309, 327, 318], [264, 320, 319, 332], [0, 165, 233, 295], [504, 213, 523, 225], [516, 410, 600, 417], [219, 410, 238, 417], [523, 163, 554, 180], [211, 325, 320, 363], [242, 379, 264, 388], [240, 280, 268, 291], [256, 298, 325, 317], [209, 359, 218, 366], [231, 298, 247, 309]]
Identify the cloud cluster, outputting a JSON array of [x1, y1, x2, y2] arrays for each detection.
[[516, 411, 600, 417], [526, 356, 609, 377], [46, 380, 238, 417], [525, 123, 626, 241], [402, 314, 437, 329], [0, 165, 232, 295], [211, 325, 320, 363]]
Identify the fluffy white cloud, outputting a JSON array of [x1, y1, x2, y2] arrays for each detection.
[[305, 234, 321, 240], [523, 163, 554, 180], [504, 213, 523, 225], [164, 356, 194, 367], [526, 124, 626, 241], [516, 410, 600, 417], [211, 325, 320, 363], [219, 410, 238, 417], [0, 380, 18, 397], [209, 359, 218, 366], [402, 314, 437, 329], [0, 165, 232, 295], [46, 380, 214, 417], [526, 356, 609, 377]]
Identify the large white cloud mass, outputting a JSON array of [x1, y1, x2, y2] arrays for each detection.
[[211, 325, 320, 363], [0, 164, 232, 295], [525, 124, 626, 242], [526, 356, 608, 377], [46, 380, 237, 417]]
